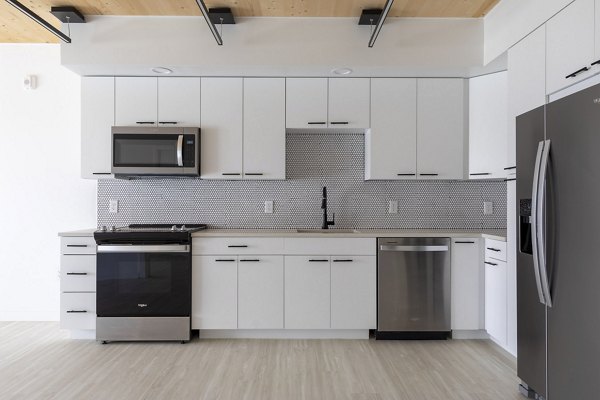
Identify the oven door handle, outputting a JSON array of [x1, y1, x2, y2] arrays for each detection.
[[97, 245, 189, 253]]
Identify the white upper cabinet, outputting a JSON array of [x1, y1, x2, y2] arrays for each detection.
[[507, 25, 547, 174], [286, 78, 328, 129], [81, 77, 114, 179], [468, 71, 508, 179], [115, 77, 158, 126], [328, 78, 370, 129], [157, 77, 200, 126], [546, 0, 596, 94], [200, 77, 244, 179], [243, 78, 286, 180], [366, 78, 417, 180], [417, 78, 466, 180]]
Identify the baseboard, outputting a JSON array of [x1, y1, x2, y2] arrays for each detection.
[[198, 329, 370, 339], [69, 329, 96, 340], [451, 329, 489, 339]]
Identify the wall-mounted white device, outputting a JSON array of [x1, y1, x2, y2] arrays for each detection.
[[24, 75, 37, 90]]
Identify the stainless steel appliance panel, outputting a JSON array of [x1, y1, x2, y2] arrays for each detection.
[[545, 83, 600, 400], [377, 237, 451, 333], [96, 317, 190, 342]]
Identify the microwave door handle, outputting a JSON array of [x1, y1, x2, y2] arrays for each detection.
[[176, 135, 184, 167], [531, 141, 546, 305], [538, 139, 553, 307]]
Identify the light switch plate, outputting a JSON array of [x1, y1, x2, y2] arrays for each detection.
[[483, 201, 493, 215], [109, 199, 119, 213], [388, 200, 398, 214], [264, 201, 274, 214]]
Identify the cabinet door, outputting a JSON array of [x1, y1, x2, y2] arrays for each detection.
[[115, 77, 158, 126], [485, 259, 507, 345], [284, 256, 330, 329], [366, 78, 417, 180], [243, 78, 286, 180], [200, 77, 243, 179], [331, 256, 376, 329], [328, 78, 370, 129], [81, 77, 114, 179], [507, 25, 546, 174], [191, 256, 237, 329], [450, 238, 482, 330], [158, 77, 200, 127], [417, 78, 465, 179], [286, 78, 328, 129], [238, 256, 284, 329], [546, 0, 595, 94], [468, 72, 508, 179]]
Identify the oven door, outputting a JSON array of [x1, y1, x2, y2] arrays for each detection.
[[96, 245, 191, 317]]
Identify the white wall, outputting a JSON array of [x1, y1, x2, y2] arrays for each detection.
[[0, 45, 96, 321]]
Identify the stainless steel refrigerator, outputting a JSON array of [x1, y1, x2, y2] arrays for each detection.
[[516, 83, 600, 399]]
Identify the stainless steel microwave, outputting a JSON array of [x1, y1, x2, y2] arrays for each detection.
[[111, 126, 200, 177]]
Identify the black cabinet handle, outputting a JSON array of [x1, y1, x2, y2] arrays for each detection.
[[66, 310, 87, 313], [66, 272, 88, 276], [566, 67, 589, 79], [504, 166, 516, 170], [419, 173, 439, 176], [505, 178, 516, 182], [330, 122, 349, 125], [307, 122, 326, 125], [454, 241, 475, 244], [135, 121, 155, 125], [66, 244, 88, 248], [228, 245, 248, 248], [333, 259, 353, 262], [487, 247, 501, 252], [397, 173, 416, 176], [309, 259, 329, 262], [239, 259, 260, 262], [222, 173, 241, 176], [158, 121, 178, 125], [470, 173, 491, 176], [215, 259, 236, 262], [92, 172, 111, 175], [484, 261, 498, 266], [592, 59, 600, 67], [245, 173, 264, 176]]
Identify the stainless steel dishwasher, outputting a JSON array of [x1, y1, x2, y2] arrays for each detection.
[[376, 237, 451, 339]]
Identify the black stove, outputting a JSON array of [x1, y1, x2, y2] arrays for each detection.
[[94, 224, 207, 245]]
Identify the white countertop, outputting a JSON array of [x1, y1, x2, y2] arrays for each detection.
[[59, 228, 506, 241]]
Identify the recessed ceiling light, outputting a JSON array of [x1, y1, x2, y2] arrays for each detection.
[[332, 67, 353, 75], [151, 67, 173, 74]]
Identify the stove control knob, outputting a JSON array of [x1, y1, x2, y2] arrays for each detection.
[[101, 225, 107, 232], [180, 225, 186, 231], [171, 225, 177, 231], [110, 226, 116, 232]]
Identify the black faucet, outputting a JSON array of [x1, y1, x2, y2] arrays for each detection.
[[321, 187, 335, 229]]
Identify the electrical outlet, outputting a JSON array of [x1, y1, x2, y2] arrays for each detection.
[[109, 199, 119, 214], [388, 200, 398, 214], [264, 201, 274, 214], [483, 201, 493, 215]]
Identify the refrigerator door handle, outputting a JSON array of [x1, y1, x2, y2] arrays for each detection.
[[531, 141, 547, 304], [537, 139, 553, 307]]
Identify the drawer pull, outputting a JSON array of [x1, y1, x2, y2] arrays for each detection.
[[222, 173, 241, 176], [487, 247, 501, 252], [505, 178, 516, 182], [592, 59, 600, 67], [504, 166, 516, 170], [215, 259, 236, 262], [333, 259, 353, 262], [66, 310, 88, 313], [309, 259, 329, 262], [66, 272, 88, 276], [135, 121, 155, 125], [66, 244, 88, 248], [330, 121, 349, 125], [158, 121, 178, 125], [244, 173, 264, 176], [470, 172, 491, 176], [454, 241, 475, 244], [419, 173, 439, 176], [228, 245, 248, 248], [397, 173, 416, 176], [566, 66, 589, 79], [307, 122, 326, 125], [92, 172, 111, 175], [239, 259, 260, 262], [484, 261, 498, 266]]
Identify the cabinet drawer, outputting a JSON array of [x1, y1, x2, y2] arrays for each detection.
[[60, 293, 96, 330], [61, 255, 96, 292], [61, 237, 97, 255], [485, 239, 506, 262], [284, 238, 376, 256], [192, 237, 284, 255]]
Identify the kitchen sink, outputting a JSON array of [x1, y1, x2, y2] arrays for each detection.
[[295, 229, 361, 234]]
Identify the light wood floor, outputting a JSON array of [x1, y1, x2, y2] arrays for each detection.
[[0, 322, 521, 400]]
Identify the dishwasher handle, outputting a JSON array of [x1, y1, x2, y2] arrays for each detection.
[[379, 245, 449, 252]]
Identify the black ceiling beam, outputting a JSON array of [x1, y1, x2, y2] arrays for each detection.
[[6, 0, 73, 43], [367, 0, 394, 48]]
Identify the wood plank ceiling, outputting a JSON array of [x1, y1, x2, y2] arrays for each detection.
[[0, 0, 500, 43]]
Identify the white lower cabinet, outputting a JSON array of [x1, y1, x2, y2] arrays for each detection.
[[330, 256, 376, 329], [191, 256, 238, 329], [238, 256, 284, 329], [60, 293, 96, 330], [485, 255, 508, 346], [450, 238, 483, 331], [284, 256, 331, 329]]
